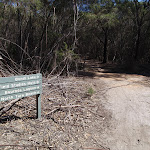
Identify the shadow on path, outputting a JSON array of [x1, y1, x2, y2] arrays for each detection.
[[77, 59, 150, 78]]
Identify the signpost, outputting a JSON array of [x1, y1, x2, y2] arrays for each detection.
[[0, 73, 42, 118]]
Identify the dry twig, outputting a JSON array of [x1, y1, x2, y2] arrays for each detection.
[[0, 99, 21, 116]]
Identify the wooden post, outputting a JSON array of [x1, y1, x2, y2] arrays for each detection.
[[36, 94, 41, 119]]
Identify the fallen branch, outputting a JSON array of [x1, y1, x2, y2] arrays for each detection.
[[54, 105, 82, 108], [0, 144, 55, 149], [0, 98, 21, 116], [82, 148, 109, 150], [45, 105, 82, 117], [46, 108, 60, 115], [0, 37, 32, 59]]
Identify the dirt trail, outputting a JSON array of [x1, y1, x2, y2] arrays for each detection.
[[0, 60, 150, 150], [81, 60, 150, 150]]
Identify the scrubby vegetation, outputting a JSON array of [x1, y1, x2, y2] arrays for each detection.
[[0, 0, 150, 76]]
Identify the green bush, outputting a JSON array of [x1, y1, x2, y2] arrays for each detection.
[[87, 87, 95, 96]]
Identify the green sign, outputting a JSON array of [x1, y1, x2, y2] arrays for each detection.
[[0, 73, 42, 118]]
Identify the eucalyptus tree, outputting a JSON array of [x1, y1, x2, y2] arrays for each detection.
[[80, 0, 119, 63], [115, 0, 150, 63], [131, 0, 150, 61]]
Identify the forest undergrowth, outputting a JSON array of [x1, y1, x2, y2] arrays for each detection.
[[0, 73, 111, 150]]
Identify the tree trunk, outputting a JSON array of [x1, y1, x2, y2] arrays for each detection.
[[134, 26, 141, 61], [103, 30, 108, 63]]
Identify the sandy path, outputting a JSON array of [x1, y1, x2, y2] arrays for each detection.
[[81, 60, 150, 150], [96, 73, 150, 150]]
